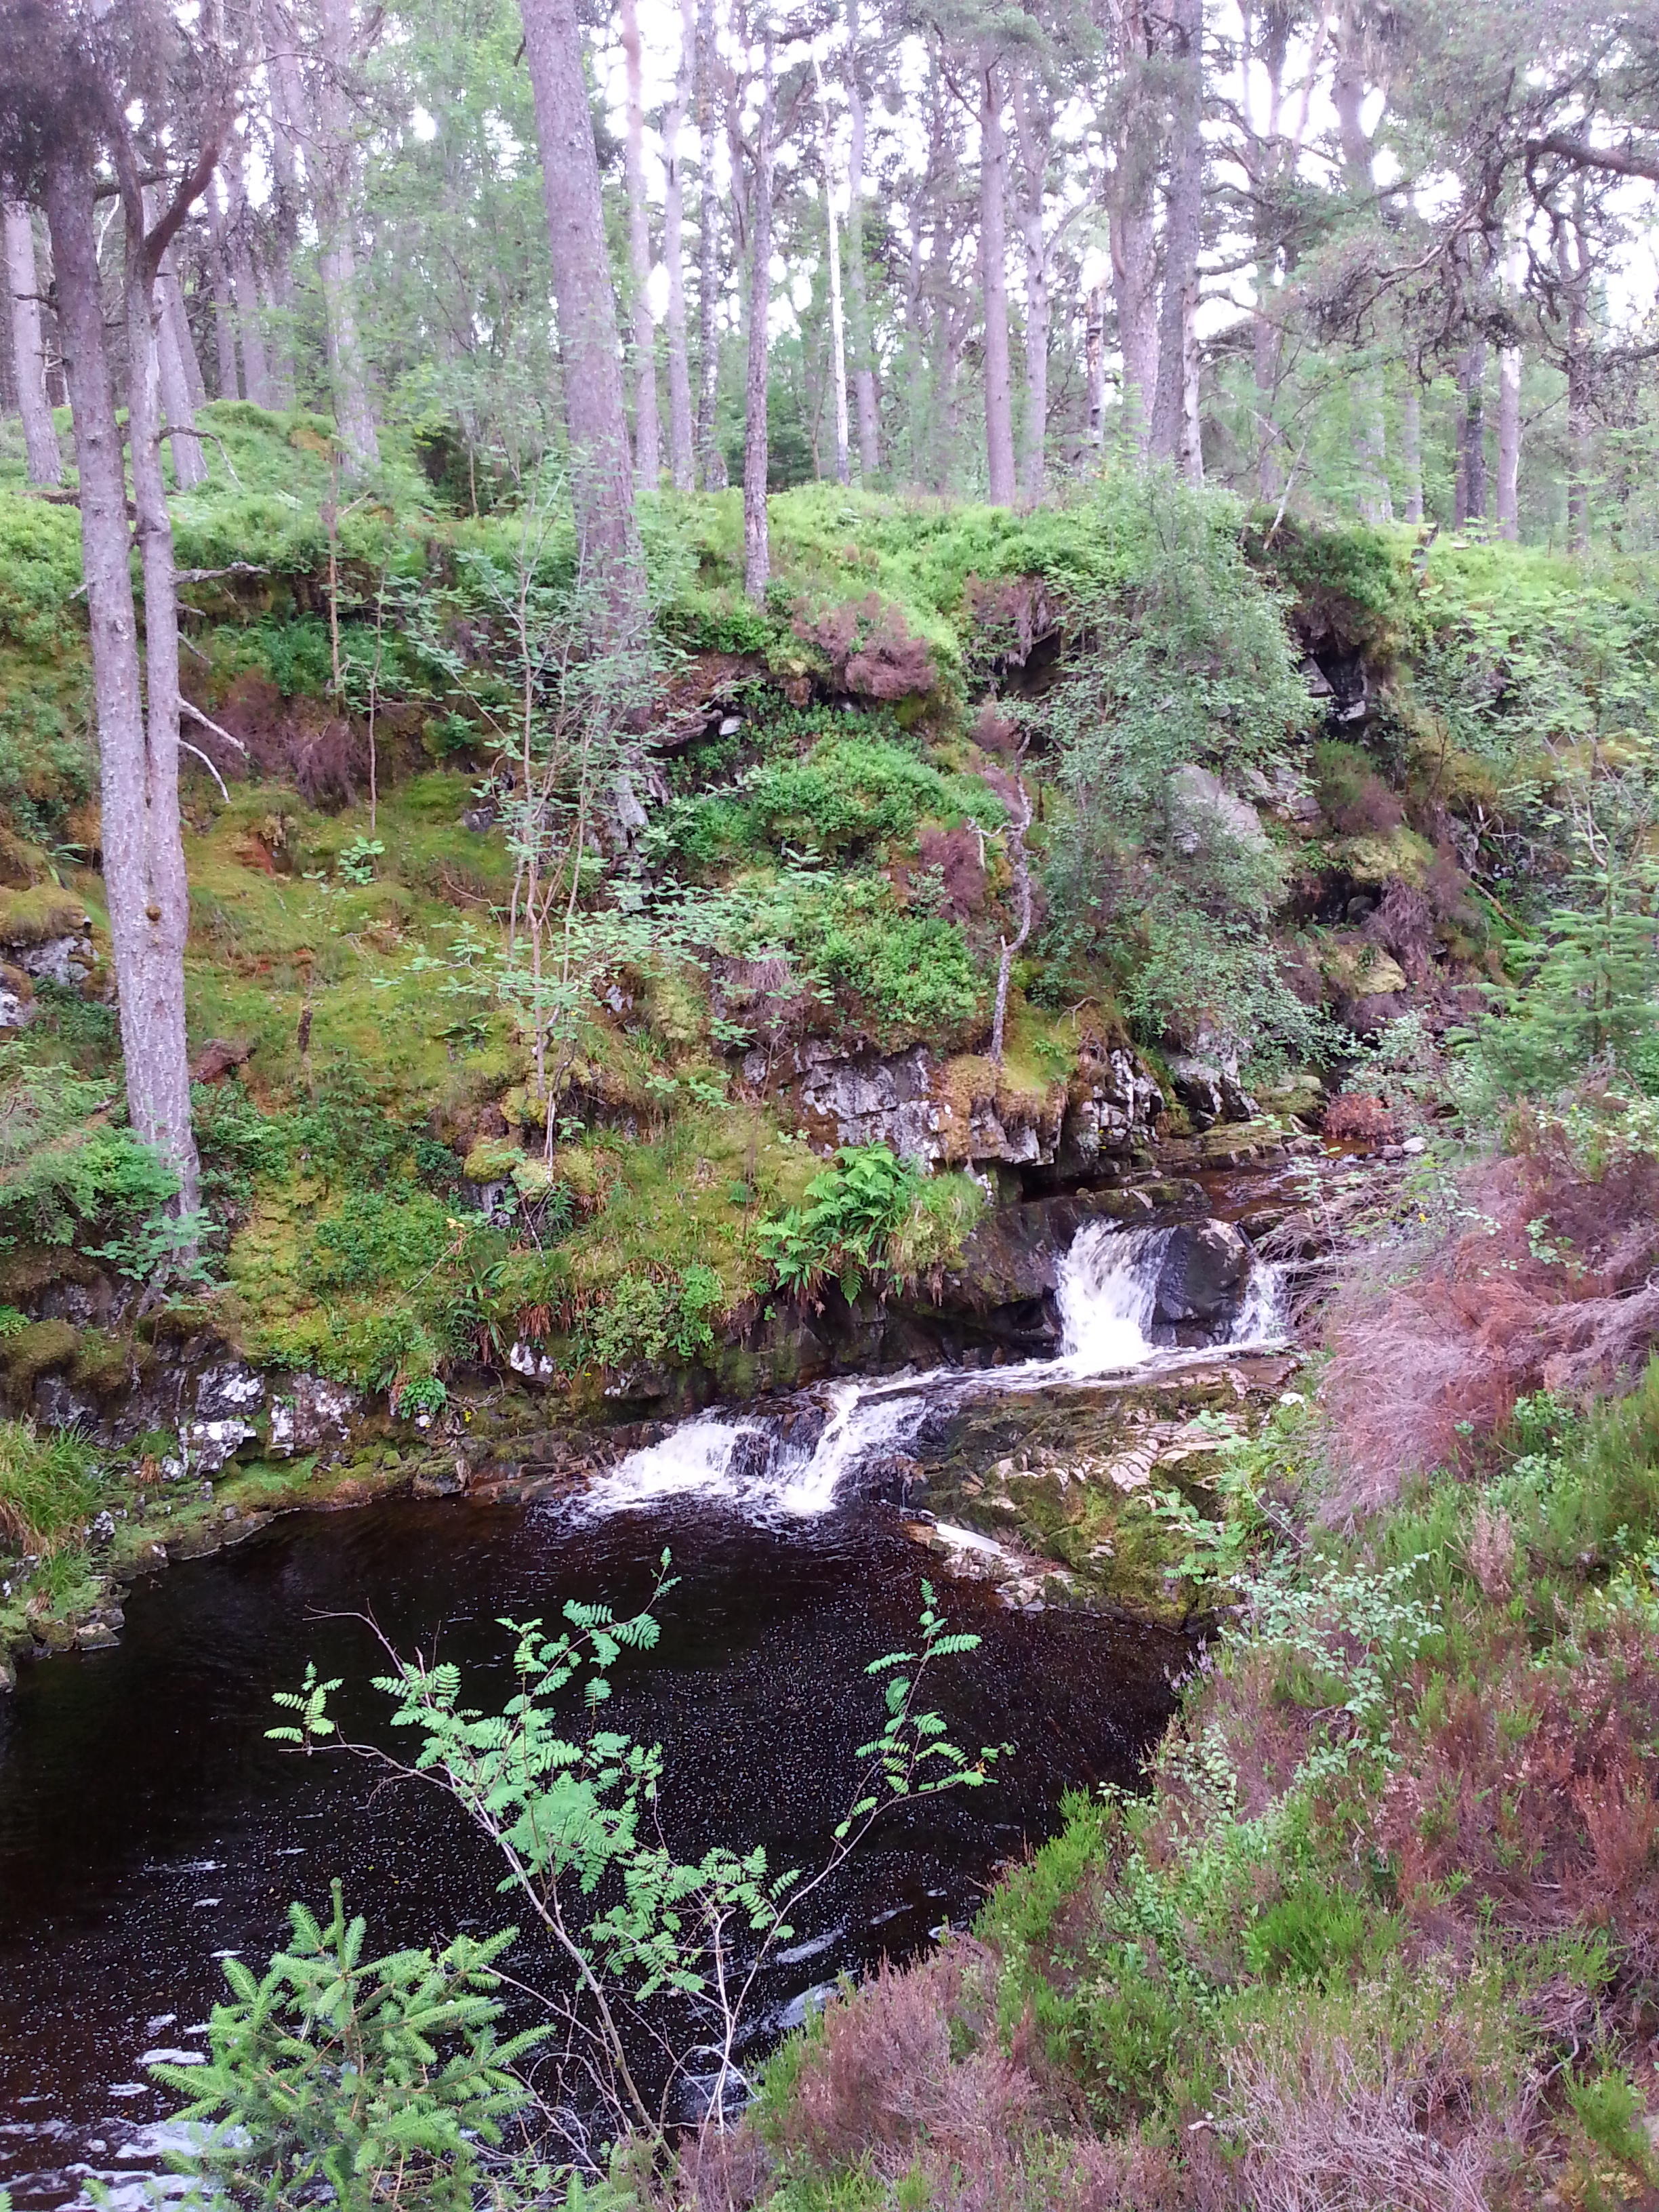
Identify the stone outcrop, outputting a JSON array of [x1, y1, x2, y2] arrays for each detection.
[[768, 1038, 1165, 1173]]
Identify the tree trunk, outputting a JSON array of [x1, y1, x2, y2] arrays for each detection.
[[815, 53, 851, 486], [663, 0, 697, 489], [146, 189, 208, 490], [260, 0, 304, 409], [1332, 7, 1391, 521], [1559, 192, 1592, 555], [989, 747, 1032, 1067], [621, 0, 661, 491], [695, 0, 727, 489], [977, 48, 1016, 506], [3, 201, 62, 484], [1084, 280, 1105, 446], [1496, 342, 1521, 539], [1455, 341, 1486, 527], [1149, 0, 1202, 476], [45, 157, 199, 1208], [222, 136, 273, 409], [1400, 382, 1423, 522], [844, 0, 878, 480], [163, 260, 208, 410], [743, 26, 774, 601], [316, 0, 380, 470], [1110, 199, 1157, 460], [519, 0, 647, 640], [206, 201, 240, 398], [1011, 68, 1050, 505]]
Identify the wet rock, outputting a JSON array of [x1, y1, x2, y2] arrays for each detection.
[[75, 1621, 119, 1651], [0, 1654, 14, 1694], [1058, 1046, 1165, 1176], [1154, 1224, 1251, 1322], [727, 1429, 774, 1485]]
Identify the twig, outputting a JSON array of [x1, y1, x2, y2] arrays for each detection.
[[179, 698, 249, 754], [180, 737, 230, 800], [159, 424, 243, 485]]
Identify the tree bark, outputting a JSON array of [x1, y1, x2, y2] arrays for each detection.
[[695, 0, 727, 489], [977, 47, 1016, 506], [1454, 340, 1486, 527], [1011, 66, 1050, 504], [621, 0, 661, 491], [3, 200, 63, 484], [1084, 280, 1105, 446], [1103, 0, 1158, 462], [519, 0, 647, 640], [1332, 3, 1391, 521], [147, 189, 208, 490], [206, 199, 241, 398], [45, 156, 199, 1208], [663, 0, 697, 489], [163, 260, 208, 410], [1496, 341, 1521, 539], [1399, 382, 1423, 522], [815, 52, 851, 485], [1558, 192, 1592, 554], [222, 134, 274, 409], [844, 0, 878, 480], [743, 25, 774, 601], [260, 0, 304, 410], [1149, 0, 1202, 478], [316, 0, 380, 470]]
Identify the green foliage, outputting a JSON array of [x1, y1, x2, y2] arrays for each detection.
[[811, 881, 983, 1040], [0, 1063, 185, 1263], [759, 1145, 921, 1301], [0, 1418, 102, 1557], [338, 836, 387, 884], [255, 1570, 994, 2151], [151, 1879, 541, 2212], [1462, 855, 1659, 1103], [653, 735, 1000, 872], [300, 1191, 455, 1297], [579, 1262, 726, 1370]]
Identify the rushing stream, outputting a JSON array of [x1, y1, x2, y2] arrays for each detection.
[[0, 1221, 1285, 2207]]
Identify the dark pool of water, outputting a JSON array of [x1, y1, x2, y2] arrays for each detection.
[[0, 1492, 1186, 2206]]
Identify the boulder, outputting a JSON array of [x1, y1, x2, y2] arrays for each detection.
[[1153, 1222, 1252, 1325], [1166, 765, 1269, 853], [1167, 1054, 1256, 1130]]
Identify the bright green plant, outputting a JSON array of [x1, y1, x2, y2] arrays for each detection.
[[149, 1883, 544, 2212], [337, 836, 387, 884], [0, 1418, 102, 1556], [758, 1144, 920, 1301]]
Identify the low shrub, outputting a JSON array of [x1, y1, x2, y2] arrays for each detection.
[[0, 1418, 101, 1557]]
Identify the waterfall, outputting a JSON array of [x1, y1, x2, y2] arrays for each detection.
[[578, 1220, 1285, 1526], [1054, 1222, 1172, 1374]]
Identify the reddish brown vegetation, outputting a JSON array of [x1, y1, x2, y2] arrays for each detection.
[[800, 594, 937, 701], [964, 575, 1059, 674], [1328, 771, 1404, 837], [914, 824, 987, 920], [1321, 1092, 1399, 1145], [1320, 1139, 1659, 1518], [1381, 1618, 1659, 1980]]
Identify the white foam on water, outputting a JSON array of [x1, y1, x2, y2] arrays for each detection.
[[580, 1219, 1288, 1527]]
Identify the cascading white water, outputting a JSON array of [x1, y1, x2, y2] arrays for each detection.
[[581, 1220, 1286, 1526], [1053, 1222, 1173, 1374]]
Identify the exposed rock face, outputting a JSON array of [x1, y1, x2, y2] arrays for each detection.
[[1166, 765, 1269, 853], [1167, 1054, 1256, 1130], [16, 930, 95, 988], [781, 1040, 1163, 1172]]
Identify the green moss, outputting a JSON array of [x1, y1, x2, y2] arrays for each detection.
[[0, 883, 86, 947], [1, 1318, 78, 1391]]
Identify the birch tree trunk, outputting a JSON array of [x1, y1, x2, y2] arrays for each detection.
[[844, 0, 878, 480], [977, 47, 1017, 506], [621, 0, 661, 490], [519, 0, 647, 641], [815, 52, 851, 486], [3, 200, 62, 484], [1148, 0, 1202, 477], [743, 26, 774, 600], [1084, 280, 1105, 445], [316, 0, 381, 470], [45, 157, 199, 1208], [1011, 67, 1050, 505], [695, 0, 727, 489], [663, 0, 697, 489]]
